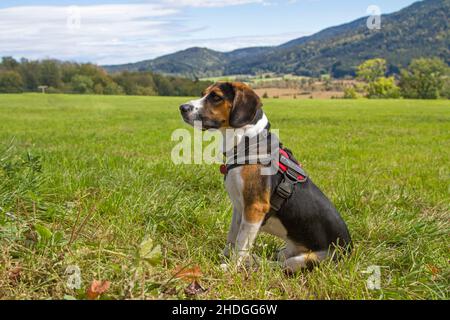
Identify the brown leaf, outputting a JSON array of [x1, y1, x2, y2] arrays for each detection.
[[184, 280, 207, 297], [86, 280, 111, 300], [162, 286, 178, 296], [8, 266, 22, 283], [173, 265, 203, 282], [427, 264, 440, 280]]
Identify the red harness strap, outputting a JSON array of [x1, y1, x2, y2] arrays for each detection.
[[277, 148, 306, 181]]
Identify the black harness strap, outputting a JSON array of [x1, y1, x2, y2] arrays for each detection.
[[222, 126, 308, 224]]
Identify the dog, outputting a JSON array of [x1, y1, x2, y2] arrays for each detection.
[[179, 82, 351, 272]]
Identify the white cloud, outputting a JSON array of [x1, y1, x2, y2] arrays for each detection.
[[0, 1, 301, 65], [162, 0, 264, 7]]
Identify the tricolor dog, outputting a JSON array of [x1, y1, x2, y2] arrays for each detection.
[[179, 82, 351, 272]]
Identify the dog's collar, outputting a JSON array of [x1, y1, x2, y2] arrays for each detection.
[[220, 121, 272, 174]]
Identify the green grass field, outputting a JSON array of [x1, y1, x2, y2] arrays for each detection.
[[0, 94, 449, 300]]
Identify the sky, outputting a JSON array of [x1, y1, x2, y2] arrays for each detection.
[[0, 0, 419, 65]]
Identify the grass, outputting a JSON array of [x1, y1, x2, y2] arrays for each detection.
[[0, 93, 449, 300]]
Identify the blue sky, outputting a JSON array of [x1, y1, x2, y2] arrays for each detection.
[[0, 0, 419, 65]]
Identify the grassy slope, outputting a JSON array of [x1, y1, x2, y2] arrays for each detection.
[[0, 94, 449, 300]]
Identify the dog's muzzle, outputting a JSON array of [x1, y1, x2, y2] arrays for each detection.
[[179, 104, 193, 114], [179, 103, 195, 125]]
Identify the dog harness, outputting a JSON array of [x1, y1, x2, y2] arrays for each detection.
[[220, 128, 308, 220]]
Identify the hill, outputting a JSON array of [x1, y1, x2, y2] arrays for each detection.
[[104, 0, 450, 78]]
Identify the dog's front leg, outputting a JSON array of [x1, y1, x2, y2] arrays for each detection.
[[222, 165, 271, 270], [223, 207, 242, 258], [234, 217, 263, 267], [233, 199, 270, 268]]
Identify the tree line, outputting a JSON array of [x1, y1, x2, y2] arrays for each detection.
[[0, 57, 212, 96], [0, 56, 448, 99], [344, 57, 449, 99]]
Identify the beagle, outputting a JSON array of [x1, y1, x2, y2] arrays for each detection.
[[179, 82, 351, 272]]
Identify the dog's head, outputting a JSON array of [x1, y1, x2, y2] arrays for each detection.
[[179, 82, 262, 130]]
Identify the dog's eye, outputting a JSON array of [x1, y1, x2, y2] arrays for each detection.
[[210, 93, 223, 102]]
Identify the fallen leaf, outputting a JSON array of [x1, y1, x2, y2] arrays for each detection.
[[8, 266, 22, 283], [427, 264, 440, 280], [34, 224, 53, 241], [139, 238, 162, 266], [174, 265, 203, 282], [86, 280, 111, 300], [427, 264, 439, 274], [184, 280, 207, 297]]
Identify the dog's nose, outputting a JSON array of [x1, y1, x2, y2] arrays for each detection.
[[179, 104, 193, 113]]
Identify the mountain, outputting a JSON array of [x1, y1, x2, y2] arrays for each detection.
[[104, 0, 450, 78], [104, 46, 271, 78]]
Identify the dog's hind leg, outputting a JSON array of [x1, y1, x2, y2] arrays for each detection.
[[283, 250, 328, 272], [276, 240, 300, 263]]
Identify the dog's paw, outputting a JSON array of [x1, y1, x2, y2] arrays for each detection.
[[220, 263, 229, 272], [219, 254, 254, 273], [276, 247, 288, 263], [222, 244, 233, 258], [235, 253, 261, 271]]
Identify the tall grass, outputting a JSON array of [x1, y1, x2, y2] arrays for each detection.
[[0, 94, 448, 299]]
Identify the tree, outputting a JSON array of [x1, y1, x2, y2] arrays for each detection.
[[442, 77, 450, 99], [343, 87, 359, 99], [19, 59, 40, 91], [60, 62, 80, 83], [357, 58, 387, 82], [367, 77, 401, 99], [39, 60, 62, 88], [93, 83, 104, 94], [1, 57, 20, 71], [113, 72, 142, 95], [356, 58, 401, 98], [0, 71, 24, 93], [71, 75, 94, 93], [399, 58, 449, 99], [0, 58, 212, 96], [103, 82, 124, 95]]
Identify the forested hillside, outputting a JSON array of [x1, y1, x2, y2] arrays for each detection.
[[104, 0, 449, 78]]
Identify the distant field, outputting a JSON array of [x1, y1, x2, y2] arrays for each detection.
[[201, 74, 308, 83], [0, 94, 449, 300], [253, 88, 344, 99], [201, 74, 352, 99]]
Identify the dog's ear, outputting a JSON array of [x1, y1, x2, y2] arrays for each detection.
[[229, 83, 262, 128]]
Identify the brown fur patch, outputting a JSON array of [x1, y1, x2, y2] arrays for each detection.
[[304, 252, 319, 262], [240, 164, 271, 223], [200, 82, 261, 129], [228, 82, 262, 128], [303, 251, 320, 270], [201, 83, 234, 128]]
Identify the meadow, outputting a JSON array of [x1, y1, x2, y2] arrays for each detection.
[[0, 94, 449, 300]]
